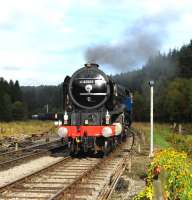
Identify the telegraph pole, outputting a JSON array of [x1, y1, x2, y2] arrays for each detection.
[[149, 81, 154, 157]]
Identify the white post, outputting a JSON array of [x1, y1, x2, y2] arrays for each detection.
[[46, 104, 49, 113], [149, 81, 154, 157]]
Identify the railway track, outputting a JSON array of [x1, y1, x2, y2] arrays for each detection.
[[0, 138, 64, 169], [0, 137, 133, 200]]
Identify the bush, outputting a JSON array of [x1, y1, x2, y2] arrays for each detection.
[[134, 149, 192, 200], [166, 134, 192, 155]]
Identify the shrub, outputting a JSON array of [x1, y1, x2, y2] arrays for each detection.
[[134, 149, 192, 200]]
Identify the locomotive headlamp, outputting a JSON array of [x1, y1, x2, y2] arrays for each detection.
[[58, 127, 68, 138], [64, 111, 68, 125], [102, 127, 112, 137], [54, 121, 59, 126], [54, 120, 62, 126], [105, 110, 110, 124], [113, 123, 122, 135], [85, 63, 92, 68]]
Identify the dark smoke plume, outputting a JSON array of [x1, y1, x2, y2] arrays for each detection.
[[85, 13, 177, 71]]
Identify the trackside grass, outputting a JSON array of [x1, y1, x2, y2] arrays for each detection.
[[0, 120, 55, 139], [133, 122, 171, 149]]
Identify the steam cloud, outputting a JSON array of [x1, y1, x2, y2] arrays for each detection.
[[85, 13, 177, 71]]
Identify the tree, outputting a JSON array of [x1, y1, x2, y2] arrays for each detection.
[[12, 101, 27, 120], [163, 79, 192, 122], [3, 94, 12, 121], [178, 40, 192, 78], [14, 80, 22, 101]]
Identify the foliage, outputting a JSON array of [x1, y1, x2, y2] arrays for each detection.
[[178, 40, 192, 78], [132, 92, 148, 121], [22, 85, 63, 116], [166, 133, 192, 155], [164, 79, 192, 122], [0, 94, 12, 121], [12, 101, 27, 120], [134, 149, 192, 200], [0, 78, 25, 121]]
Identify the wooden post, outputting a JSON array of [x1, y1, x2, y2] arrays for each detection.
[[128, 159, 132, 173], [178, 124, 182, 134], [15, 142, 18, 151], [153, 179, 164, 200], [45, 134, 49, 142], [173, 122, 177, 130], [138, 143, 141, 153]]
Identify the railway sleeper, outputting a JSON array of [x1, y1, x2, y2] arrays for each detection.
[[0, 193, 49, 199], [6, 188, 57, 193]]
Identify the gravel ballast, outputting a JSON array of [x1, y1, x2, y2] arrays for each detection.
[[0, 155, 65, 187]]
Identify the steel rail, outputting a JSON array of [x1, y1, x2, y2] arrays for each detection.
[[0, 149, 47, 168], [97, 157, 127, 200], [0, 156, 71, 193], [0, 139, 64, 168], [0, 138, 61, 157], [49, 142, 131, 200], [48, 157, 104, 200]]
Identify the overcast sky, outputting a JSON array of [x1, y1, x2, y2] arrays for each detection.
[[0, 0, 192, 85]]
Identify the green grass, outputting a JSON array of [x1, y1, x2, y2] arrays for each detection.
[[133, 122, 171, 149], [153, 125, 171, 148]]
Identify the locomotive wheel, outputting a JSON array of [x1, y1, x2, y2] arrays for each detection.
[[110, 138, 116, 150], [103, 140, 109, 157], [68, 141, 74, 155], [122, 131, 127, 142], [68, 140, 78, 155], [113, 138, 118, 149], [117, 134, 123, 144], [84, 137, 89, 153], [93, 138, 97, 154], [83, 142, 88, 153]]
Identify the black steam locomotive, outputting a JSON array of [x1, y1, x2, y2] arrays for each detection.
[[56, 63, 132, 154]]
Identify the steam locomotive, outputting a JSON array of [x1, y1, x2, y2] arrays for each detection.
[[56, 63, 132, 154]]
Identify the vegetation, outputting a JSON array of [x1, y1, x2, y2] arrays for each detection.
[[166, 134, 192, 156], [133, 122, 192, 153], [133, 122, 171, 149], [133, 123, 192, 199], [22, 85, 63, 116], [134, 149, 192, 200], [0, 120, 54, 139], [0, 78, 26, 121]]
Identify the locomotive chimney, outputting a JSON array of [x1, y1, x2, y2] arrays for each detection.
[[85, 63, 99, 68]]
